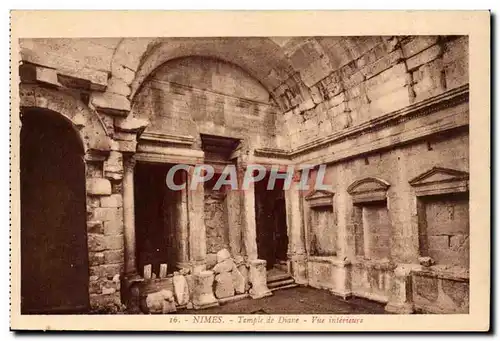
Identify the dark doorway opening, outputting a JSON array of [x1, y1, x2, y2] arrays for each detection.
[[20, 108, 90, 314], [255, 174, 288, 271], [134, 162, 183, 277]]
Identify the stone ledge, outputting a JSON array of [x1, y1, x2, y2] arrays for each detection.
[[308, 256, 351, 266], [411, 266, 469, 282], [291, 83, 469, 158], [352, 258, 397, 271], [91, 92, 131, 116]]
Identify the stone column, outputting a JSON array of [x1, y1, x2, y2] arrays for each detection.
[[240, 173, 258, 259], [122, 155, 137, 277], [238, 163, 272, 299], [176, 170, 190, 269], [187, 165, 207, 273], [285, 174, 308, 284], [226, 187, 243, 257], [385, 264, 419, 314]]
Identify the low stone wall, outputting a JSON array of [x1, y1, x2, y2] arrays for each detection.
[[307, 256, 351, 299], [411, 267, 469, 314], [351, 259, 396, 303]]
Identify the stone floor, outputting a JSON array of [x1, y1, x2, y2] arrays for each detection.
[[178, 286, 387, 314]]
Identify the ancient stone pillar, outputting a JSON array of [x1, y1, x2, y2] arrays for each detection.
[[237, 163, 272, 298], [122, 155, 137, 276], [176, 170, 190, 269], [192, 270, 219, 309], [285, 175, 308, 284], [187, 165, 207, 273], [241, 187, 259, 260], [226, 188, 243, 257], [385, 264, 419, 314]]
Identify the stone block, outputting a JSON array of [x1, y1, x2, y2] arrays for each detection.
[[89, 252, 105, 266], [104, 234, 124, 250], [413, 274, 439, 302], [103, 220, 123, 236], [90, 263, 123, 278], [214, 272, 235, 299], [237, 264, 251, 292], [173, 273, 190, 305], [88, 233, 106, 252], [216, 248, 231, 263], [206, 253, 218, 269], [100, 194, 123, 208], [86, 178, 112, 196], [91, 207, 122, 222], [248, 259, 272, 299], [441, 279, 469, 308], [232, 268, 246, 294], [450, 234, 468, 251], [192, 270, 218, 309], [401, 36, 439, 58], [107, 77, 131, 97], [90, 292, 123, 313], [213, 258, 237, 274], [159, 264, 168, 278], [104, 249, 123, 264], [428, 235, 450, 250], [419, 256, 435, 267], [406, 44, 442, 71], [144, 289, 175, 314], [87, 220, 104, 234], [91, 92, 131, 116], [86, 196, 101, 208]]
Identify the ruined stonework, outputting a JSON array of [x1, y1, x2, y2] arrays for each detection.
[[19, 35, 469, 315]]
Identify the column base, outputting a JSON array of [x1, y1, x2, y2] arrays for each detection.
[[330, 289, 352, 300], [248, 259, 272, 299], [192, 270, 219, 310], [288, 254, 308, 285], [385, 302, 414, 314], [385, 264, 420, 315], [191, 261, 207, 274]]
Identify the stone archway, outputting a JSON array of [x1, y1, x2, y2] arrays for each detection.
[[20, 107, 89, 313], [19, 85, 112, 313]]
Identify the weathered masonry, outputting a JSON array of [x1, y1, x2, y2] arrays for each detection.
[[18, 36, 469, 314]]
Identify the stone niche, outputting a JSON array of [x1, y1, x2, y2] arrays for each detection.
[[305, 190, 351, 298], [348, 178, 394, 303], [409, 167, 470, 313]]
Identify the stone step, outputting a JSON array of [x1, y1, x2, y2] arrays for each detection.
[[267, 272, 292, 283], [268, 278, 296, 290], [270, 283, 299, 292]]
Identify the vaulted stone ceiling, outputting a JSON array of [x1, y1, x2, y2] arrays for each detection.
[[20, 36, 453, 117]]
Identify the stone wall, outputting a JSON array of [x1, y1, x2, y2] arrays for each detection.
[[204, 186, 230, 255], [131, 56, 281, 150], [85, 158, 125, 313], [18, 36, 469, 314], [277, 36, 469, 149], [420, 194, 469, 268], [309, 207, 337, 256]]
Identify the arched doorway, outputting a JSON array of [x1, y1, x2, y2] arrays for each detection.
[[20, 108, 90, 314]]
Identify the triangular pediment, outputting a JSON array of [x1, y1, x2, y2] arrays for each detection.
[[409, 167, 469, 187], [305, 189, 335, 201], [347, 177, 390, 195]]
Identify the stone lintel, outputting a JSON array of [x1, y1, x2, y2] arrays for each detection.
[[91, 92, 131, 117], [19, 63, 61, 87]]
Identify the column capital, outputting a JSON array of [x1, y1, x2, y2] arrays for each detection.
[[123, 154, 137, 170]]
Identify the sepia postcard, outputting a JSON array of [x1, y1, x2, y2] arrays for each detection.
[[9, 10, 490, 332]]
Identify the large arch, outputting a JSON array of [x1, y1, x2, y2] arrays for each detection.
[[108, 37, 311, 112], [19, 84, 111, 153], [20, 107, 90, 313]]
